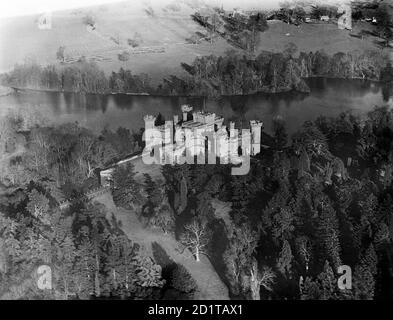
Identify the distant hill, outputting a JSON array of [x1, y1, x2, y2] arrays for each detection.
[[0, 0, 387, 84]]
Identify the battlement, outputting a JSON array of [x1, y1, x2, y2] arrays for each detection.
[[181, 104, 193, 113], [144, 115, 156, 122], [192, 111, 216, 124], [250, 120, 263, 128], [141, 105, 262, 160]]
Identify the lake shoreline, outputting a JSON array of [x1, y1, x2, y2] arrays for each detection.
[[1, 77, 389, 138], [2, 76, 387, 98]]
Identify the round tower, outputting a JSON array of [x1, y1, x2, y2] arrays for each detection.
[[144, 115, 156, 130], [181, 104, 193, 122]]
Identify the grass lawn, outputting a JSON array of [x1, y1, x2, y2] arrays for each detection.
[[0, 2, 388, 84], [257, 20, 383, 54], [93, 191, 230, 300]]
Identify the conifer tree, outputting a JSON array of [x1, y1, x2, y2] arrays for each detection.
[[277, 240, 293, 278], [112, 163, 142, 209]]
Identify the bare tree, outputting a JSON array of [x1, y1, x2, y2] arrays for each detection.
[[249, 258, 276, 300], [296, 236, 311, 271], [209, 12, 222, 44], [242, 30, 259, 58], [180, 219, 210, 262], [223, 223, 259, 294], [73, 134, 95, 178], [280, 1, 293, 24]]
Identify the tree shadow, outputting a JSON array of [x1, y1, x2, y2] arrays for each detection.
[[151, 241, 196, 300]]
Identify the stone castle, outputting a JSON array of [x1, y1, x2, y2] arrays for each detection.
[[99, 105, 263, 186], [142, 105, 263, 165]]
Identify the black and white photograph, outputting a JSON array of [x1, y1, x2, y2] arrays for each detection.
[[0, 0, 392, 307]]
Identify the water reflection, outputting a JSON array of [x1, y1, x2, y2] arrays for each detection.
[[0, 78, 390, 135], [382, 84, 392, 102]]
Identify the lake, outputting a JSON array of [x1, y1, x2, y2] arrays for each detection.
[[0, 78, 392, 134]]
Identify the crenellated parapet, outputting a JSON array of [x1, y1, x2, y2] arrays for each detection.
[[139, 106, 263, 167], [192, 111, 217, 124], [144, 115, 156, 121], [250, 120, 263, 128], [181, 104, 193, 113]]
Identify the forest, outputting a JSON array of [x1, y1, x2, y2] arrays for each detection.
[[160, 48, 391, 96], [1, 102, 393, 299], [191, 9, 268, 53], [2, 47, 391, 97], [0, 109, 196, 299], [0, 61, 153, 95], [160, 106, 393, 300]]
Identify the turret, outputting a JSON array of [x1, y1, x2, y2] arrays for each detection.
[[144, 115, 156, 130], [181, 104, 193, 122]]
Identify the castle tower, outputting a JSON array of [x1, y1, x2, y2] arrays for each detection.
[[181, 104, 193, 122], [144, 115, 156, 130], [250, 120, 262, 156]]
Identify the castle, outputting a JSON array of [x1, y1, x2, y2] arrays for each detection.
[[99, 105, 263, 186], [142, 105, 263, 165]]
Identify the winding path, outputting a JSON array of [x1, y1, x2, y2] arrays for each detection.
[[93, 192, 229, 300]]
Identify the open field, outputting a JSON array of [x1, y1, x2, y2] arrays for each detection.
[[0, 1, 389, 84], [0, 1, 234, 84], [256, 19, 384, 54]]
